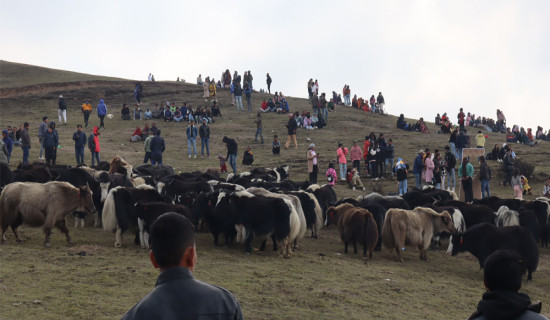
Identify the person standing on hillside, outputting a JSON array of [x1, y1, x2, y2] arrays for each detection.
[[186, 120, 198, 159], [234, 82, 243, 111], [394, 158, 409, 195], [209, 79, 217, 102], [244, 82, 252, 112], [457, 108, 466, 131], [284, 113, 298, 150], [307, 144, 318, 184], [88, 126, 101, 166], [223, 136, 238, 174], [458, 157, 474, 203], [413, 150, 425, 189], [254, 113, 264, 144], [337, 143, 349, 181], [72, 124, 87, 166], [266, 73, 272, 94], [444, 145, 457, 191], [319, 93, 328, 123], [37, 116, 49, 160], [143, 133, 154, 164], [81, 99, 92, 128], [199, 119, 210, 158], [97, 99, 107, 130], [150, 130, 166, 165], [376, 92, 385, 114], [350, 140, 363, 173], [1, 130, 13, 164], [43, 122, 59, 165], [20, 122, 31, 165], [502, 147, 515, 187], [479, 155, 491, 198], [58, 95, 68, 125]]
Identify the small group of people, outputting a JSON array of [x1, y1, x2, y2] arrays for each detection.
[[57, 96, 108, 130], [259, 94, 290, 114], [350, 92, 385, 115]]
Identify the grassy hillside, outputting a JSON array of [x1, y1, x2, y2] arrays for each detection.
[[0, 63, 549, 319], [0, 60, 126, 89]]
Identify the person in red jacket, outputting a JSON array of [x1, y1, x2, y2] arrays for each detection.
[[88, 126, 101, 166]]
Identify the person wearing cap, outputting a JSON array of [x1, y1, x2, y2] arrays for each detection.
[[73, 125, 87, 166], [38, 116, 49, 159], [1, 130, 13, 164], [58, 95, 67, 125], [394, 158, 409, 195], [20, 122, 31, 165], [413, 150, 425, 189], [307, 143, 318, 184], [43, 122, 59, 165], [186, 120, 198, 159], [81, 99, 92, 128], [87, 126, 101, 166]]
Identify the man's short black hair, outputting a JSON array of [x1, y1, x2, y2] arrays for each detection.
[[484, 250, 525, 292], [150, 212, 195, 269]]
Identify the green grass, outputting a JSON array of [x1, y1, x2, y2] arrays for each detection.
[[0, 63, 550, 319]]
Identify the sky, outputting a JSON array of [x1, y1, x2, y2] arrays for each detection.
[[1, 0, 549, 131]]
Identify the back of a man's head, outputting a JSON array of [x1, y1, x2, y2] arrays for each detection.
[[484, 250, 525, 292], [150, 212, 195, 269]]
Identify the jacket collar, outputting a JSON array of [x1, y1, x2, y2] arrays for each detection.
[[156, 267, 193, 287]]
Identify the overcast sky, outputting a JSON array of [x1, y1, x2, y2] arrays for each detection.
[[1, 0, 549, 131]]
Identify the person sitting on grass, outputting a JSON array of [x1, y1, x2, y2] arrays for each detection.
[[121, 104, 131, 120], [242, 146, 254, 166], [130, 126, 142, 142], [347, 167, 365, 191], [467, 250, 548, 320], [164, 106, 173, 122]]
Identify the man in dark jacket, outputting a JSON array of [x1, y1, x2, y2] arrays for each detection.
[[284, 114, 298, 150], [58, 95, 67, 125], [186, 120, 198, 159], [266, 73, 272, 94], [412, 150, 425, 189], [376, 92, 385, 113], [223, 136, 238, 174], [199, 119, 210, 158], [468, 250, 548, 320], [72, 124, 87, 166], [121, 212, 243, 320], [38, 116, 49, 159], [502, 147, 515, 186], [21, 122, 31, 165], [444, 145, 457, 191], [43, 123, 59, 165], [455, 130, 469, 162], [150, 130, 166, 165], [479, 155, 492, 198]]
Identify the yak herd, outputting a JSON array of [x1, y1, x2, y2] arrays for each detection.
[[0, 157, 549, 280]]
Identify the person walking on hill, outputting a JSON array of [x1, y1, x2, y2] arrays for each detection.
[[38, 116, 49, 160], [337, 143, 349, 181], [43, 122, 59, 165], [150, 130, 166, 165], [223, 136, 238, 174], [413, 150, 425, 189], [199, 119, 210, 158], [120, 212, 243, 320], [307, 144, 318, 184], [444, 145, 457, 191], [20, 122, 31, 165], [254, 113, 264, 144], [285, 114, 298, 150], [479, 155, 491, 198], [458, 157, 474, 203], [58, 95, 68, 125], [266, 73, 272, 94], [81, 99, 92, 128], [88, 126, 101, 166], [186, 120, 198, 159], [72, 124, 86, 166], [97, 99, 107, 130]]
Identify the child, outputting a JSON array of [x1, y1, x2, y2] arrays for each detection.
[[242, 146, 254, 166], [272, 135, 280, 155], [347, 167, 365, 191], [218, 153, 227, 173], [326, 162, 337, 186], [521, 175, 532, 195]]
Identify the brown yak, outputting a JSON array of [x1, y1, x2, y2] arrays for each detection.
[[382, 207, 454, 262], [0, 181, 95, 247], [325, 203, 379, 260]]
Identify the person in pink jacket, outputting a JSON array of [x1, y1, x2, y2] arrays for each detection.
[[424, 151, 435, 185], [326, 162, 337, 186], [336, 142, 349, 181], [350, 140, 363, 173]]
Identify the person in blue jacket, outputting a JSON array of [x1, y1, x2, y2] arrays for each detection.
[[72, 124, 87, 166], [1, 130, 13, 164], [150, 130, 166, 165], [97, 99, 107, 129], [186, 120, 198, 158], [412, 150, 425, 189], [43, 122, 59, 165]]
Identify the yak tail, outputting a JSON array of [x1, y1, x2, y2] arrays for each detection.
[[313, 196, 323, 232], [102, 188, 118, 233], [381, 212, 395, 250]]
